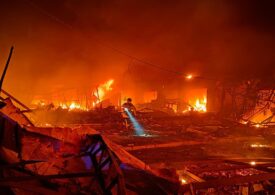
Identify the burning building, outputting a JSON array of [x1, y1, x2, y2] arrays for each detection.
[[31, 79, 117, 111], [0, 0, 275, 194]]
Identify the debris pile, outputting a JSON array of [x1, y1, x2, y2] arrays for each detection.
[[0, 99, 178, 194]]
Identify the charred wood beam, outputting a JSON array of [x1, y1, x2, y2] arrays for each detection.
[[92, 146, 103, 156], [261, 114, 274, 124], [90, 151, 109, 194], [105, 175, 119, 192], [99, 157, 111, 170], [98, 148, 107, 165], [105, 143, 126, 195], [0, 47, 13, 97], [82, 135, 126, 195], [0, 89, 31, 112]]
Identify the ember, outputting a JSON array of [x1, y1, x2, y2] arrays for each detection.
[[180, 178, 187, 184], [250, 161, 256, 166]]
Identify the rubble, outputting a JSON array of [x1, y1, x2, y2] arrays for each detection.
[[0, 99, 178, 194], [0, 47, 274, 193]]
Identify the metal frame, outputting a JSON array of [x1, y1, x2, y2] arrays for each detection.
[[0, 112, 126, 194]]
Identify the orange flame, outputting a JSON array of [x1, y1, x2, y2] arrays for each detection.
[[93, 79, 114, 106], [57, 102, 87, 111], [31, 79, 114, 111], [189, 96, 207, 112]]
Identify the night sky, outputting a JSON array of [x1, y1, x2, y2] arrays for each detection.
[[0, 0, 274, 101]]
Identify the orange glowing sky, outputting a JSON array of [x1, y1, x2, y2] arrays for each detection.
[[0, 0, 274, 104]]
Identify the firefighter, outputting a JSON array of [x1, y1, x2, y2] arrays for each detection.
[[121, 98, 137, 129], [122, 98, 136, 115]]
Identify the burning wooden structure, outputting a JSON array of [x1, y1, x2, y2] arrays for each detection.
[[0, 47, 274, 194], [0, 48, 178, 194]]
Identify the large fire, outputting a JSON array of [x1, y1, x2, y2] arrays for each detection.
[[31, 79, 114, 111], [183, 88, 207, 113], [61, 102, 87, 111], [189, 96, 207, 112], [93, 79, 114, 105]]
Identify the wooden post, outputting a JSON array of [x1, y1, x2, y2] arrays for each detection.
[[0, 46, 14, 95]]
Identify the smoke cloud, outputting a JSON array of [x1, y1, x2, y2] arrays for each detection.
[[0, 0, 274, 103]]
